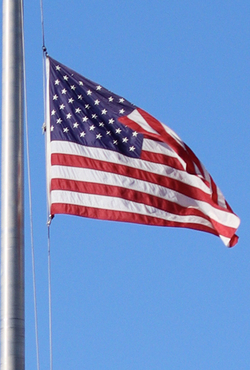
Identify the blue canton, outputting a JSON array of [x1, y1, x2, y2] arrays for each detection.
[[49, 57, 143, 158]]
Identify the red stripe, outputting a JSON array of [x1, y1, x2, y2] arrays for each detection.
[[210, 176, 218, 205], [51, 152, 224, 208], [207, 216, 238, 239], [51, 203, 218, 236], [141, 150, 185, 170], [228, 234, 239, 247], [225, 199, 233, 213]]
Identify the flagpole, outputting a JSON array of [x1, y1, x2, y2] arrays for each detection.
[[1, 0, 24, 368]]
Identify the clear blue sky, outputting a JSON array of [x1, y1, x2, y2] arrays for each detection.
[[5, 0, 249, 369]]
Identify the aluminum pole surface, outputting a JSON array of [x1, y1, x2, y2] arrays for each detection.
[[1, 0, 24, 368]]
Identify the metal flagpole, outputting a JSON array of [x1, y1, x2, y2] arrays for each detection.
[[1, 0, 25, 368]]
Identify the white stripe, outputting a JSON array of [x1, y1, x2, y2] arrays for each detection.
[[127, 109, 159, 135], [216, 186, 227, 208], [51, 165, 240, 229], [200, 162, 212, 185], [50, 141, 211, 194], [219, 235, 231, 247], [51, 189, 213, 228], [52, 137, 183, 161], [194, 162, 203, 178]]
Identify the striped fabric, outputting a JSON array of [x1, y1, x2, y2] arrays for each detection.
[[46, 56, 240, 247]]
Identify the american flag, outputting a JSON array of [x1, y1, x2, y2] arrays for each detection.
[[46, 56, 240, 247]]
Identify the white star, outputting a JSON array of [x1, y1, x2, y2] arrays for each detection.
[[113, 140, 118, 145], [109, 118, 114, 124], [63, 127, 69, 133], [106, 130, 111, 135], [82, 116, 88, 122], [79, 81, 83, 86], [66, 113, 72, 119], [119, 98, 125, 103], [73, 122, 79, 128], [68, 98, 74, 104], [51, 110, 56, 116], [85, 104, 90, 109], [132, 131, 138, 137], [75, 108, 81, 113], [92, 114, 97, 119], [94, 99, 100, 105], [96, 85, 102, 90], [80, 131, 86, 137], [129, 146, 135, 151], [63, 75, 69, 81], [71, 85, 76, 90], [101, 109, 107, 115], [96, 133, 102, 139], [119, 109, 125, 114], [99, 122, 104, 127], [108, 96, 114, 102], [122, 137, 128, 143], [62, 88, 67, 94], [51, 125, 54, 131], [87, 90, 92, 95], [116, 128, 122, 134], [56, 65, 61, 71], [55, 79, 60, 85], [57, 118, 62, 124], [59, 104, 65, 110], [78, 95, 83, 100], [53, 94, 58, 100], [89, 125, 95, 131]]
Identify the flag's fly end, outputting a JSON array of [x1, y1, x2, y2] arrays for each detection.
[[228, 234, 239, 248]]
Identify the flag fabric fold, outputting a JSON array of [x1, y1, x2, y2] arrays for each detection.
[[46, 56, 240, 247]]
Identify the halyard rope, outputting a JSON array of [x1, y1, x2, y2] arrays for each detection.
[[47, 223, 53, 370], [39, 0, 54, 368]]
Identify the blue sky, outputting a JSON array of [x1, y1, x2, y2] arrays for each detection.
[[4, 0, 249, 369]]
